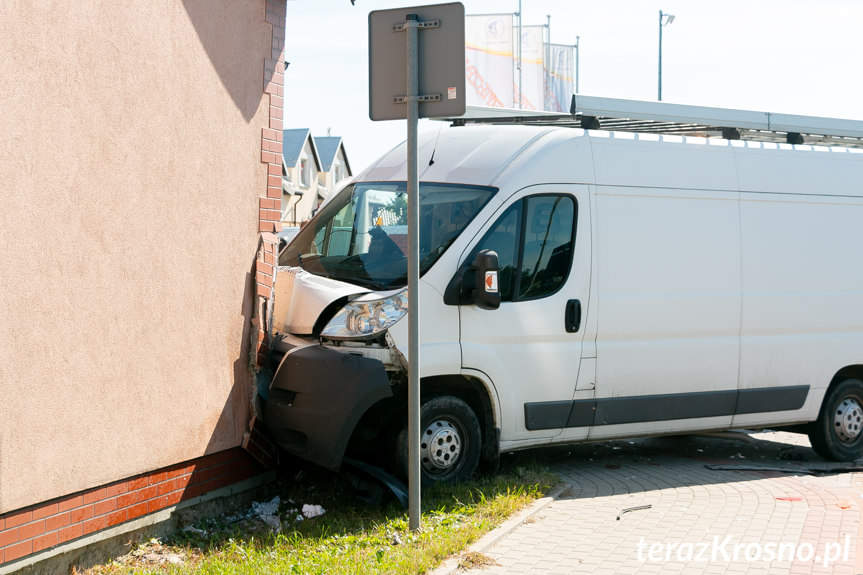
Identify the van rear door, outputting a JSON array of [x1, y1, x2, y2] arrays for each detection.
[[590, 186, 741, 439], [458, 185, 592, 443]]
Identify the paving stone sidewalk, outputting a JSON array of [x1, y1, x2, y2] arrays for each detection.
[[436, 431, 863, 575]]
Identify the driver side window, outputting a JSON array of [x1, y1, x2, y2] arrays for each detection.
[[474, 195, 576, 302]]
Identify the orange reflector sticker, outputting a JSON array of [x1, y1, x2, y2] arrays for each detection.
[[485, 271, 498, 292]]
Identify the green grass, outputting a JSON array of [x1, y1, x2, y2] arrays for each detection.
[[84, 457, 558, 575]]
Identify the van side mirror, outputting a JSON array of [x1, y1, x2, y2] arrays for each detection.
[[471, 249, 501, 310]]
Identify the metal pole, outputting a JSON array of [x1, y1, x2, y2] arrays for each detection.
[[546, 15, 550, 110], [658, 10, 663, 101], [575, 35, 580, 94], [517, 0, 522, 108], [404, 13, 422, 532]]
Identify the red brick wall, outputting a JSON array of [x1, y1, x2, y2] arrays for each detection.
[[254, 0, 287, 368], [0, 449, 264, 565], [243, 0, 283, 472], [259, 0, 285, 239]]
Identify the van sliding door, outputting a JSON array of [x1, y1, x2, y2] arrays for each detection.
[[590, 186, 741, 439]]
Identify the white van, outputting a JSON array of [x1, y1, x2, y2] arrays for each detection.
[[263, 97, 863, 486]]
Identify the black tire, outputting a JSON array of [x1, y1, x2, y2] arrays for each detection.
[[808, 378, 863, 461], [395, 395, 482, 488]]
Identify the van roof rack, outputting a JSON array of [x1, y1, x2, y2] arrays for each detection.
[[442, 95, 863, 149]]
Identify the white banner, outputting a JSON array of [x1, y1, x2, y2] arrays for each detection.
[[545, 43, 574, 113], [465, 14, 514, 108], [514, 25, 544, 110]]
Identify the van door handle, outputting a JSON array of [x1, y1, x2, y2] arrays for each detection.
[[565, 299, 581, 333]]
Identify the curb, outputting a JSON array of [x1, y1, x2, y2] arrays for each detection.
[[429, 483, 567, 575]]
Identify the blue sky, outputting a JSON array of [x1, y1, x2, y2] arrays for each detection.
[[285, 0, 863, 173]]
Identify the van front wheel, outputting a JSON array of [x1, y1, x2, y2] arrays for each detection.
[[395, 395, 482, 487], [809, 378, 863, 462]]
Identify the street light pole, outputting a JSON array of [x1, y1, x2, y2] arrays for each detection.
[[575, 35, 580, 94], [658, 10, 675, 101], [546, 14, 551, 109], [516, 0, 522, 108]]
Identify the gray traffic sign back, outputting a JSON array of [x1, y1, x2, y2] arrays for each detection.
[[368, 3, 465, 121]]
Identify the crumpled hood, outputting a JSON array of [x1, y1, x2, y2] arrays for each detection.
[[271, 267, 369, 335]]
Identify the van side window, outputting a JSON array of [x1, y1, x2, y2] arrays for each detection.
[[478, 202, 522, 300], [474, 195, 576, 302], [519, 196, 575, 299]]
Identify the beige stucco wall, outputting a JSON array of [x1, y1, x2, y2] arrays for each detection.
[[0, 0, 270, 513]]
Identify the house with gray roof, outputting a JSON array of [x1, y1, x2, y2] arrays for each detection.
[[282, 130, 352, 226], [281, 128, 321, 225], [315, 136, 353, 198]]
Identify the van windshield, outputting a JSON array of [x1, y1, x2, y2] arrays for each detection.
[[279, 182, 496, 290]]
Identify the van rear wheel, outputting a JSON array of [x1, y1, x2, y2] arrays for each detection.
[[809, 378, 863, 461], [395, 395, 482, 487]]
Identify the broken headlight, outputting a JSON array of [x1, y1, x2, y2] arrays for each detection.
[[321, 289, 408, 339]]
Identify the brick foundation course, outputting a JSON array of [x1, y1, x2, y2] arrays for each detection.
[[0, 448, 264, 566]]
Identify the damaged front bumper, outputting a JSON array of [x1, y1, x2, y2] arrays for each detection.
[[264, 340, 393, 471]]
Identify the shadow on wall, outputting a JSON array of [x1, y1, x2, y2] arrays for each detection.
[[183, 0, 278, 459], [182, 0, 272, 123], [205, 257, 257, 457]]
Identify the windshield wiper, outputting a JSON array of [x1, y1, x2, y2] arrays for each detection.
[[317, 272, 383, 291], [300, 260, 384, 290], [348, 277, 386, 290], [339, 254, 366, 268]]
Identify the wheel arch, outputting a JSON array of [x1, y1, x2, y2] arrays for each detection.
[[345, 372, 501, 469], [421, 374, 501, 471], [421, 375, 496, 434], [831, 365, 863, 388], [805, 365, 863, 424]]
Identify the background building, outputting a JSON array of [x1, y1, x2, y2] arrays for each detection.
[[315, 135, 353, 198], [281, 130, 352, 227], [281, 128, 321, 226]]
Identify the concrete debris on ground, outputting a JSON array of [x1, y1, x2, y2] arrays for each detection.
[[251, 496, 280, 517], [244, 496, 326, 530], [302, 503, 326, 519], [87, 494, 329, 572], [252, 496, 282, 532]]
